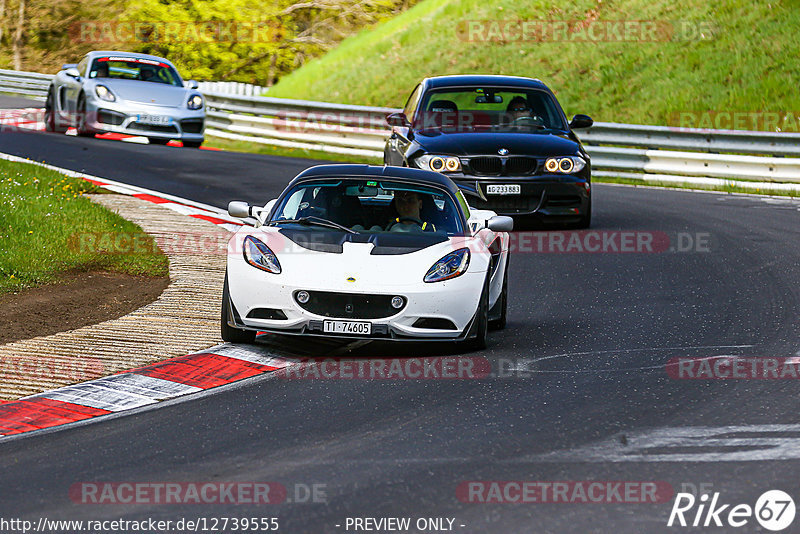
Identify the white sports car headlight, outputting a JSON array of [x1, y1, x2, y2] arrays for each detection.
[[424, 248, 470, 283], [243, 235, 281, 274], [95, 85, 115, 102], [187, 94, 203, 110]]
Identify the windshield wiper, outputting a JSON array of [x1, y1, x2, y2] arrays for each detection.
[[267, 216, 358, 234]]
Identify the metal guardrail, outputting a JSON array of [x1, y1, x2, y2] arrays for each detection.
[[1, 68, 799, 191]]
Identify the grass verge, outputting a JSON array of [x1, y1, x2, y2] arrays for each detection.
[[266, 0, 800, 131], [207, 137, 383, 165], [0, 158, 169, 293]]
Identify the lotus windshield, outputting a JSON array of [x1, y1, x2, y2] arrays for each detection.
[[413, 87, 567, 132], [271, 179, 464, 235]]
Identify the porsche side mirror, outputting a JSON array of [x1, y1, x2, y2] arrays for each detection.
[[569, 114, 594, 130], [487, 216, 514, 232], [386, 112, 410, 128], [65, 67, 81, 79], [264, 199, 278, 215], [228, 201, 251, 218], [186, 80, 199, 90], [61, 63, 77, 71]]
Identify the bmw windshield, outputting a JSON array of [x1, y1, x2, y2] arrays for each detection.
[[413, 87, 568, 133], [270, 179, 465, 235]]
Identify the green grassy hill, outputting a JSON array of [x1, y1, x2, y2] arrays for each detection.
[[267, 0, 799, 129]]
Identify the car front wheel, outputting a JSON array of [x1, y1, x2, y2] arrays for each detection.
[[221, 274, 256, 344], [462, 274, 489, 351], [75, 95, 94, 137], [44, 89, 67, 133]]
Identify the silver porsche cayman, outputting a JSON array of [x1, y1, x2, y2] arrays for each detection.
[[45, 51, 205, 147]]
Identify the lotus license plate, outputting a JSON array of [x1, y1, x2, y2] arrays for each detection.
[[136, 114, 172, 125], [486, 184, 521, 195], [323, 320, 372, 335]]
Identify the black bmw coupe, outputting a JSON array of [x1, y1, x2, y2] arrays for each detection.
[[384, 75, 593, 228]]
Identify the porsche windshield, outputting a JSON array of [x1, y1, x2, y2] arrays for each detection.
[[413, 87, 567, 132], [271, 179, 464, 235], [89, 57, 183, 87]]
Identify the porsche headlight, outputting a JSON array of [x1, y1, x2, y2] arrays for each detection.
[[95, 85, 115, 102], [415, 154, 462, 173], [243, 235, 281, 274], [187, 94, 204, 110], [544, 156, 586, 174], [424, 248, 470, 283]]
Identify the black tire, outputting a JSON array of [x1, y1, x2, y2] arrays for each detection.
[[183, 140, 203, 148], [488, 257, 509, 331], [221, 274, 256, 344], [75, 95, 94, 137], [148, 137, 170, 145], [462, 274, 489, 351], [44, 89, 67, 133]]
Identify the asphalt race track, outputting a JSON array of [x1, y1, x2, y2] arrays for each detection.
[[2, 120, 800, 532]]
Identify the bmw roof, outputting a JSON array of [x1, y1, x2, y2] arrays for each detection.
[[422, 75, 549, 91], [290, 165, 464, 196]]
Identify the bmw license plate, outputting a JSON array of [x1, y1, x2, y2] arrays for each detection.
[[486, 184, 521, 195], [136, 114, 172, 125], [323, 320, 372, 335]]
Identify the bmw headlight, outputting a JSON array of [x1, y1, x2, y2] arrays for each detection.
[[243, 235, 281, 274], [415, 154, 462, 173], [95, 85, 115, 102], [424, 248, 470, 283], [187, 94, 204, 110], [544, 156, 586, 174]]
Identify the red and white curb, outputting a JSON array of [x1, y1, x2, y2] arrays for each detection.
[[0, 151, 251, 232], [0, 107, 44, 130], [0, 151, 274, 437], [0, 345, 299, 437]]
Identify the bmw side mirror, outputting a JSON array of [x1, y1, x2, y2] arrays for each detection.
[[569, 114, 593, 130], [386, 112, 410, 128], [228, 201, 251, 218], [186, 80, 200, 90], [487, 216, 514, 232], [65, 67, 81, 79]]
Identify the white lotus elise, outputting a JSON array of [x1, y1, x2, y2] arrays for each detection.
[[223, 165, 512, 349]]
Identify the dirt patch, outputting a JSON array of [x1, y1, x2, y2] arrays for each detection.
[[0, 271, 169, 345]]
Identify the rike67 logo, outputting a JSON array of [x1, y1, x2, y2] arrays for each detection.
[[668, 490, 795, 531]]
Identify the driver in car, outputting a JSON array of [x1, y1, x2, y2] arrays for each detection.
[[507, 96, 544, 129], [388, 191, 436, 232]]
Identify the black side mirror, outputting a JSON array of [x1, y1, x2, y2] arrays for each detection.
[[569, 114, 593, 130], [386, 112, 410, 128]]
